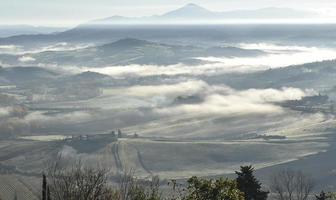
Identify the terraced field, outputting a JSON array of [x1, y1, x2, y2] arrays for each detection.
[[0, 108, 333, 198], [118, 138, 329, 179], [0, 175, 40, 200]]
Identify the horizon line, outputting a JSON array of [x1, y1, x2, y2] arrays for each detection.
[[2, 19, 336, 28]]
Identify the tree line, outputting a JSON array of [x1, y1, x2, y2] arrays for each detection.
[[36, 161, 333, 200]]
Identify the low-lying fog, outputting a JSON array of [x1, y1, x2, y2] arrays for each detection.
[[0, 27, 336, 183], [2, 42, 336, 76]]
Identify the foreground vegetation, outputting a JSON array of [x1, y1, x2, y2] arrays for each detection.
[[37, 161, 332, 200]]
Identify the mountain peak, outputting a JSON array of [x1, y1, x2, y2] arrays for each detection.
[[184, 3, 203, 9], [162, 3, 212, 18], [177, 3, 209, 12]]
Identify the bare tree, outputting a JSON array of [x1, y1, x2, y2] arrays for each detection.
[[116, 169, 136, 200], [270, 169, 315, 200], [115, 169, 161, 200], [45, 157, 161, 200], [46, 160, 114, 200]]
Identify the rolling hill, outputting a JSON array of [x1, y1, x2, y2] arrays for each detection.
[[1, 38, 265, 67]]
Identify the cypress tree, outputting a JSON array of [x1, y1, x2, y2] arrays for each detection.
[[235, 166, 268, 200], [13, 191, 18, 200], [47, 185, 51, 200], [42, 174, 47, 200]]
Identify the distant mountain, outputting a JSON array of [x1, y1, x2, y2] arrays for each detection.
[[218, 7, 315, 19], [0, 66, 117, 91], [1, 38, 265, 67], [0, 66, 59, 86], [161, 3, 214, 19], [212, 59, 336, 91], [87, 4, 317, 25], [71, 71, 111, 80], [0, 4, 324, 48], [0, 25, 67, 38]]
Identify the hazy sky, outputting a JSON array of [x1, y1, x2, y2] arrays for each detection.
[[0, 0, 335, 26]]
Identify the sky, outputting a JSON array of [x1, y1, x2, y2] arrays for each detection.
[[0, 0, 335, 26]]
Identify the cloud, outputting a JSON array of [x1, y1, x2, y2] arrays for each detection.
[[80, 62, 252, 78], [24, 111, 93, 125], [0, 106, 27, 118], [4, 43, 335, 78], [0, 45, 23, 54], [75, 44, 336, 78], [59, 145, 78, 158], [34, 42, 92, 53], [198, 44, 336, 70], [0, 107, 14, 118], [139, 81, 312, 116], [0, 108, 93, 137], [0, 43, 92, 56], [231, 87, 313, 103], [18, 56, 36, 63], [125, 80, 209, 98], [157, 95, 282, 116], [157, 84, 306, 115]]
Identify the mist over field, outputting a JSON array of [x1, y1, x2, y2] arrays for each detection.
[[2, 1, 336, 199]]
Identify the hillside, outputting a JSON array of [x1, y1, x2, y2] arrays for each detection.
[[212, 60, 336, 92], [1, 38, 265, 67]]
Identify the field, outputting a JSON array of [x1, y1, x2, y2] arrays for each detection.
[[1, 24, 336, 199]]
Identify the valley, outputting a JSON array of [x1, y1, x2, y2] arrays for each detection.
[[1, 23, 336, 199]]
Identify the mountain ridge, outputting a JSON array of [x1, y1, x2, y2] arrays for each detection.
[[0, 38, 265, 67], [85, 4, 317, 25]]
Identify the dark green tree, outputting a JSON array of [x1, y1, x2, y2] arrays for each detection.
[[235, 166, 268, 200], [118, 129, 122, 138], [42, 174, 47, 200], [13, 191, 18, 200], [316, 191, 330, 200], [184, 176, 244, 200]]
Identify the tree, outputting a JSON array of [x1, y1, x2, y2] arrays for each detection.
[[235, 166, 268, 200], [47, 161, 113, 200], [128, 176, 161, 200], [42, 174, 47, 200], [118, 129, 123, 138], [270, 169, 315, 200], [45, 159, 161, 200], [47, 186, 51, 200], [111, 131, 116, 138], [13, 191, 18, 200], [115, 170, 161, 200], [316, 191, 330, 200], [183, 176, 244, 200], [42, 173, 52, 200]]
